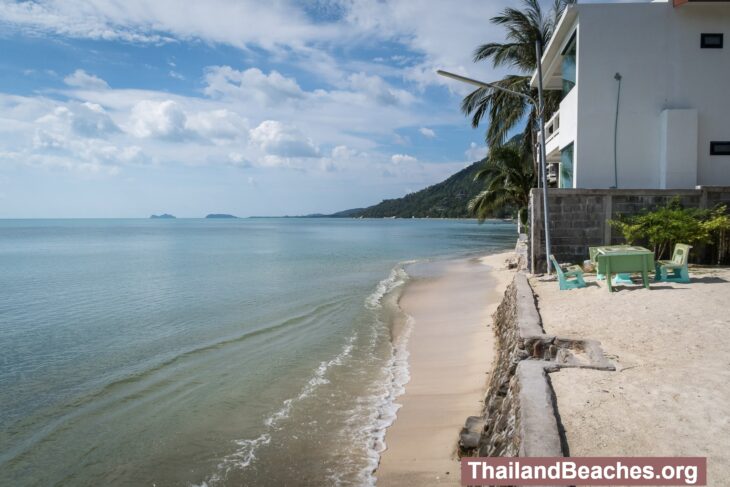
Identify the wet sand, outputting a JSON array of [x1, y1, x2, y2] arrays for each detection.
[[376, 252, 514, 486]]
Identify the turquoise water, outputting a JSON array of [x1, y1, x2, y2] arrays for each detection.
[[0, 218, 515, 486]]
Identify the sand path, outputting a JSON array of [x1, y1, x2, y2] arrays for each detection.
[[531, 268, 730, 484], [376, 252, 514, 486]]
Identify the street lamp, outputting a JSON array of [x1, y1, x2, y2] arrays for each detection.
[[436, 40, 553, 274]]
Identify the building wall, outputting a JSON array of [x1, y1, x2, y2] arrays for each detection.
[[568, 2, 730, 189], [529, 187, 730, 273], [556, 85, 578, 155]]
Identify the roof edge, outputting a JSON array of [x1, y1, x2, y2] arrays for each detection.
[[530, 5, 578, 89]]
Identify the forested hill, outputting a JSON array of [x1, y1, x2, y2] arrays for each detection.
[[332, 159, 512, 219]]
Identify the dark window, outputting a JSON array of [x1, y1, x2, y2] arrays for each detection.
[[710, 141, 730, 155], [560, 143, 574, 188], [561, 32, 577, 98], [701, 33, 723, 49]]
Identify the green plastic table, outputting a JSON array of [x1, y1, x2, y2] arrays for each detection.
[[593, 245, 654, 292]]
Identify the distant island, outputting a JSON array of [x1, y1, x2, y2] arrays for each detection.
[[205, 214, 238, 219], [150, 214, 176, 219]]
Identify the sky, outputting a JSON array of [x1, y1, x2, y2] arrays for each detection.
[[0, 0, 609, 218]]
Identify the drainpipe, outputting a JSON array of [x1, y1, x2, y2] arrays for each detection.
[[612, 72, 622, 189]]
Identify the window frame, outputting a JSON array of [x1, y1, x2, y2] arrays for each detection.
[[560, 31, 577, 99], [701, 33, 723, 49], [710, 141, 730, 156]]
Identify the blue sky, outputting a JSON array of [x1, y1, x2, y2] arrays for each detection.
[[0, 0, 554, 217]]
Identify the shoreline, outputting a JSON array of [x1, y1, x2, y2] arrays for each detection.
[[376, 251, 515, 485]]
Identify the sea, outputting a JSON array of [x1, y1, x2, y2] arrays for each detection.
[[0, 218, 516, 486]]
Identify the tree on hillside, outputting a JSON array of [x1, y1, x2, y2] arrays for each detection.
[[468, 141, 534, 227], [461, 0, 575, 154]]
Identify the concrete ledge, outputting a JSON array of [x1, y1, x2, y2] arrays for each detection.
[[461, 271, 614, 459], [517, 361, 563, 457], [515, 272, 544, 338]]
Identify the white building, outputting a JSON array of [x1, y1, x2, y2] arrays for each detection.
[[532, 0, 730, 189]]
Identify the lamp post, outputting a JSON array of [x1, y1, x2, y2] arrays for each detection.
[[437, 41, 553, 274], [534, 40, 553, 275]]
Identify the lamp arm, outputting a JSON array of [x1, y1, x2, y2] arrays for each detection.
[[436, 70, 537, 106]]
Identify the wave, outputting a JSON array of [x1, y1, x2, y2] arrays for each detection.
[[202, 334, 357, 485], [342, 261, 416, 486], [364, 262, 413, 310], [2, 299, 348, 470], [355, 313, 414, 486], [200, 260, 416, 486], [264, 335, 355, 429]]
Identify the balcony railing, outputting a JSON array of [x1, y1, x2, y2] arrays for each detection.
[[544, 110, 559, 143]]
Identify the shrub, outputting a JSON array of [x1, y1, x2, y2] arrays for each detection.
[[703, 205, 730, 264], [610, 197, 710, 259]]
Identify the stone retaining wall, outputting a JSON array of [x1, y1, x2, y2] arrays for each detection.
[[459, 272, 613, 460], [529, 186, 730, 273]]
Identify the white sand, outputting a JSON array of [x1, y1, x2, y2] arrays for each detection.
[[530, 267, 730, 484], [376, 252, 515, 486]]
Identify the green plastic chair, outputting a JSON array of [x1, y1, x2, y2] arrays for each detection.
[[550, 255, 586, 290], [655, 244, 692, 283], [589, 246, 605, 280]]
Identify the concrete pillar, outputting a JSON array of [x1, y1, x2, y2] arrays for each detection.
[[659, 109, 698, 189], [603, 194, 612, 245], [530, 189, 545, 274]]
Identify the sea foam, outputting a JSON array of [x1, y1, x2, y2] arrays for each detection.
[[356, 314, 414, 486], [202, 334, 357, 485], [350, 263, 415, 486], [364, 262, 412, 310]]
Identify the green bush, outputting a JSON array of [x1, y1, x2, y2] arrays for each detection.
[[703, 205, 730, 264], [610, 197, 708, 259]]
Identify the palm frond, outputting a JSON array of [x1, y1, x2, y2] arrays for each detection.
[[467, 141, 536, 220]]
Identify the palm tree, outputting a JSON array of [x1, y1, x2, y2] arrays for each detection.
[[468, 140, 535, 227], [461, 0, 574, 153]]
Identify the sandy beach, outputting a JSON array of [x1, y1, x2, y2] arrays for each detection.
[[531, 267, 730, 483], [376, 251, 514, 486]]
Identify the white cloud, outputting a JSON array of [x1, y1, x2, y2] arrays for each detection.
[[391, 154, 417, 165], [203, 66, 305, 105], [73, 102, 118, 136], [249, 120, 318, 158], [13, 97, 140, 174], [186, 109, 248, 142], [227, 152, 252, 167], [202, 66, 414, 115], [342, 0, 512, 89], [128, 100, 188, 139], [419, 127, 436, 138], [29, 125, 144, 175], [64, 69, 109, 90], [2, 0, 513, 94], [320, 159, 339, 173], [393, 133, 410, 146], [465, 142, 487, 162], [0, 0, 330, 48], [331, 145, 357, 160], [32, 128, 66, 151], [36, 103, 118, 138], [346, 72, 414, 106], [0, 0, 555, 217], [0, 67, 441, 180]]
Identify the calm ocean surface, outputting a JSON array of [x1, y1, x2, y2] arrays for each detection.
[[0, 218, 515, 486]]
